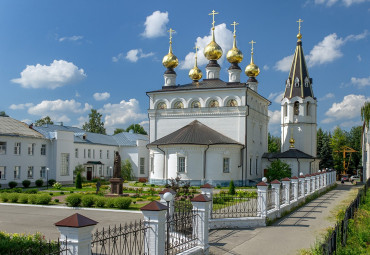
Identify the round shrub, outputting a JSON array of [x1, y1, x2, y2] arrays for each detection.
[[8, 193, 20, 203], [1, 193, 9, 202], [60, 192, 64, 195], [81, 195, 95, 207], [66, 194, 82, 207], [105, 198, 115, 208], [48, 179, 56, 186], [18, 194, 29, 203], [8, 181, 17, 189], [22, 180, 31, 188], [95, 197, 106, 208], [114, 197, 132, 209], [28, 194, 37, 204], [49, 192, 54, 196], [54, 199, 59, 203], [35, 179, 44, 187], [24, 189, 38, 194], [36, 194, 51, 205], [52, 182, 62, 190]]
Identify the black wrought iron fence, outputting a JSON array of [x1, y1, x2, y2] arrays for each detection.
[[280, 184, 286, 205], [321, 178, 369, 254], [8, 238, 69, 255], [91, 221, 149, 255], [211, 191, 258, 218], [266, 188, 275, 211]]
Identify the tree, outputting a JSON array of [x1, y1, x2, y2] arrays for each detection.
[[73, 164, 85, 175], [348, 126, 362, 171], [317, 128, 333, 169], [75, 172, 82, 189], [35, 116, 54, 126], [114, 128, 125, 135], [268, 133, 281, 153], [0, 111, 9, 117], [82, 109, 106, 134], [266, 159, 292, 182], [361, 101, 370, 128], [331, 126, 349, 172], [228, 180, 236, 195], [125, 124, 147, 135], [121, 159, 134, 181]]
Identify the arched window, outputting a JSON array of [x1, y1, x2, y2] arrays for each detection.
[[173, 101, 184, 109], [286, 79, 290, 87], [208, 100, 219, 108], [226, 99, 238, 107], [306, 102, 310, 116], [294, 77, 300, 87], [304, 77, 310, 87], [294, 101, 299, 115], [191, 101, 201, 108], [283, 103, 287, 117], [157, 102, 167, 110]]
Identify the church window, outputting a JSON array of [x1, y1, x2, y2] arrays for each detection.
[[294, 101, 299, 115], [294, 77, 300, 87], [304, 77, 310, 87], [157, 102, 167, 110], [307, 102, 310, 116], [150, 156, 154, 173], [255, 157, 258, 175], [283, 103, 287, 117], [226, 99, 238, 107], [140, 157, 145, 174], [286, 79, 290, 87], [178, 157, 185, 172], [191, 101, 201, 108], [208, 100, 219, 108], [223, 158, 230, 173], [174, 101, 184, 109], [249, 158, 252, 175]]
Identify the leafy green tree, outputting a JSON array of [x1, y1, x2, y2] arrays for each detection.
[[121, 159, 134, 181], [317, 128, 333, 169], [35, 116, 54, 126], [125, 124, 147, 135], [113, 128, 125, 135], [228, 180, 236, 195], [0, 111, 9, 117], [82, 109, 106, 134], [361, 101, 370, 128], [75, 172, 82, 189], [348, 126, 362, 171], [266, 159, 292, 182], [330, 126, 349, 172], [268, 133, 281, 153], [74, 164, 85, 175]]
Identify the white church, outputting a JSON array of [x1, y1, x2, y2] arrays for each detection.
[[147, 15, 320, 186]]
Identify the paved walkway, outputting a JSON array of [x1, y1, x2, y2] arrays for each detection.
[[209, 182, 359, 255]]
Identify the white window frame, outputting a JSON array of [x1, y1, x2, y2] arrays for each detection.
[[107, 150, 110, 159], [88, 149, 91, 158], [84, 149, 86, 158], [14, 166, 20, 179], [100, 150, 102, 159], [14, 142, 21, 155], [0, 166, 6, 179], [140, 157, 145, 174], [75, 148, 79, 158], [27, 166, 34, 179], [28, 143, 35, 156], [40, 166, 46, 178], [0, 142, 6, 155], [93, 149, 95, 159], [178, 156, 186, 173], [60, 153, 70, 176], [41, 144, 46, 155], [223, 158, 230, 173]]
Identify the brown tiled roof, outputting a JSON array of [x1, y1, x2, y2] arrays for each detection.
[[200, 183, 214, 188], [148, 120, 243, 146], [54, 213, 98, 228], [140, 201, 168, 211], [257, 181, 268, 186], [191, 194, 210, 202], [271, 180, 281, 184]]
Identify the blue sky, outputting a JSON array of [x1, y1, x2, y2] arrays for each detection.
[[1, 0, 369, 135]]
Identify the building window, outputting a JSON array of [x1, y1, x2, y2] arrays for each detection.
[[106, 166, 110, 176], [14, 142, 21, 155], [93, 149, 95, 159], [41, 144, 46, 155], [84, 149, 86, 158], [60, 153, 70, 176], [249, 158, 252, 175], [174, 101, 184, 109], [283, 103, 287, 117], [140, 157, 145, 174], [27, 166, 34, 179], [178, 157, 185, 172], [208, 100, 219, 108], [294, 77, 300, 87], [88, 149, 91, 158], [100, 150, 102, 159], [150, 156, 154, 173], [191, 101, 201, 108], [226, 99, 238, 107], [157, 102, 167, 110], [255, 157, 258, 175], [0, 166, 6, 179], [307, 102, 310, 116], [28, 143, 35, 155], [40, 167, 46, 178], [75, 148, 79, 158], [0, 142, 6, 155], [223, 158, 230, 173], [99, 166, 102, 176], [294, 101, 299, 115], [107, 150, 109, 159], [14, 166, 20, 179]]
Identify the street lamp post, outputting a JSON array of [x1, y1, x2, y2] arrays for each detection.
[[109, 166, 112, 178], [163, 192, 174, 255], [46, 168, 49, 190]]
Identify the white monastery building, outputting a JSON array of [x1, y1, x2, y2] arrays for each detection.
[[362, 123, 369, 181]]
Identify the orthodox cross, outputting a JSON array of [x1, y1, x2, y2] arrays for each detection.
[[249, 40, 256, 54], [209, 10, 219, 29], [297, 19, 303, 34], [194, 45, 199, 56], [231, 21, 239, 37], [168, 28, 175, 44]]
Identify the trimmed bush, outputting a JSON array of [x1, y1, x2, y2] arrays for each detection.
[[18, 194, 29, 203], [0, 232, 59, 253], [54, 199, 59, 203], [75, 172, 82, 189], [1, 193, 9, 202], [28, 194, 37, 204], [66, 194, 82, 207], [24, 189, 38, 194], [22, 180, 31, 188], [95, 197, 106, 208], [81, 195, 95, 207], [8, 193, 19, 203], [35, 179, 44, 187], [13, 188, 22, 193], [114, 197, 132, 209], [8, 181, 17, 189], [48, 179, 56, 186], [35, 194, 52, 205], [105, 198, 115, 208], [229, 180, 236, 195]]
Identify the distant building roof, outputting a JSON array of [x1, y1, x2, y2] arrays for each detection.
[[0, 116, 44, 139], [148, 120, 243, 146], [113, 132, 149, 146], [262, 149, 316, 159]]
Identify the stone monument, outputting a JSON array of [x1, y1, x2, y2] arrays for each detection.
[[109, 151, 124, 196]]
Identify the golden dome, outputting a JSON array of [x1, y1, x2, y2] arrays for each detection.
[[297, 33, 302, 41], [204, 40, 223, 60], [289, 137, 295, 148], [162, 50, 178, 69], [227, 46, 243, 64], [245, 62, 260, 77], [189, 66, 203, 81]]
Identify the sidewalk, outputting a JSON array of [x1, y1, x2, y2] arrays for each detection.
[[209, 182, 359, 255]]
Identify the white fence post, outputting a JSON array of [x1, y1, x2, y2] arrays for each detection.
[[55, 213, 98, 255], [271, 180, 281, 215], [299, 175, 305, 198], [315, 173, 320, 191], [159, 188, 176, 218], [305, 175, 311, 195], [281, 178, 291, 205], [191, 194, 211, 254], [291, 176, 299, 201], [311, 175, 316, 193], [323, 171, 327, 187], [141, 201, 168, 255], [257, 181, 268, 217], [200, 183, 214, 219]]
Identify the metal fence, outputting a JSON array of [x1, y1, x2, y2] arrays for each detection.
[[91, 221, 149, 255], [8, 238, 69, 255], [266, 188, 275, 211], [321, 178, 369, 254], [280, 184, 286, 205], [211, 191, 258, 218]]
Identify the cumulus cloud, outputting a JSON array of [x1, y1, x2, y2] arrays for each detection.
[[315, 0, 369, 7], [11, 60, 86, 89], [59, 35, 83, 42], [180, 23, 233, 69], [99, 99, 147, 133], [122, 49, 154, 63], [350, 76, 370, 87], [322, 94, 370, 123], [263, 65, 270, 70], [357, 55, 362, 61], [142, 11, 169, 38], [268, 91, 284, 104], [268, 110, 281, 125], [93, 92, 110, 101], [275, 30, 368, 71], [9, 103, 34, 110]]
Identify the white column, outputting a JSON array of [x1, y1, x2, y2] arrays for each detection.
[[299, 176, 305, 198], [323, 172, 327, 187], [271, 180, 281, 212], [257, 182, 268, 217], [316, 174, 320, 191], [141, 202, 167, 255], [291, 177, 299, 201], [200, 184, 214, 219], [163, 73, 176, 87], [305, 176, 311, 195], [191, 194, 211, 254], [282, 178, 291, 205]]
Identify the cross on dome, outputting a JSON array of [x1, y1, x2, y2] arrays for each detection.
[[209, 10, 219, 30], [249, 40, 256, 54], [231, 21, 239, 37]]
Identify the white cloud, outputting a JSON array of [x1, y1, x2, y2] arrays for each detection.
[[323, 94, 370, 123], [11, 60, 86, 89], [357, 55, 362, 61], [274, 54, 293, 72], [21, 119, 32, 124], [9, 103, 34, 110], [75, 91, 80, 98], [99, 99, 147, 133], [180, 23, 233, 70], [112, 53, 124, 62], [315, 0, 369, 7], [93, 92, 110, 101], [263, 65, 270, 70], [142, 11, 169, 38], [350, 76, 370, 87], [268, 91, 284, 104], [319, 93, 335, 101], [59, 35, 83, 42], [121, 49, 154, 63], [268, 110, 281, 124]]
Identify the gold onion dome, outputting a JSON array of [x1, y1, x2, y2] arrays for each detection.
[[245, 40, 260, 77], [289, 137, 295, 148], [204, 10, 223, 60], [162, 28, 178, 69], [189, 46, 203, 81], [227, 21, 243, 64]]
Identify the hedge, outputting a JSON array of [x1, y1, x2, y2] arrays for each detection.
[[81, 195, 95, 207], [65, 194, 82, 207], [65, 194, 132, 209], [0, 193, 51, 205]]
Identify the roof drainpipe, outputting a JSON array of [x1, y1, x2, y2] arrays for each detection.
[[203, 145, 210, 183], [240, 145, 245, 186], [156, 145, 167, 185], [296, 157, 300, 175]]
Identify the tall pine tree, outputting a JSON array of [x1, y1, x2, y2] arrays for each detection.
[[82, 109, 106, 134]]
